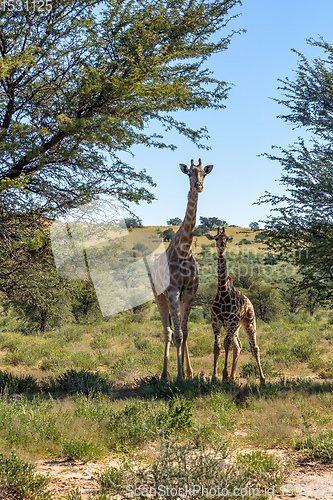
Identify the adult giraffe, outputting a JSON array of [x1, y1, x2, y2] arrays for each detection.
[[152, 159, 213, 381]]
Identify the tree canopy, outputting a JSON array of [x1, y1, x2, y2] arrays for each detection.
[[167, 217, 182, 226], [0, 0, 242, 214], [199, 216, 227, 230], [0, 0, 243, 313], [259, 39, 333, 306]]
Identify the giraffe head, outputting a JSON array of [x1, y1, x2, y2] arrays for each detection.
[[204, 226, 233, 251], [179, 158, 213, 192]]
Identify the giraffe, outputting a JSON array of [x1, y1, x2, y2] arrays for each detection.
[[152, 159, 213, 381], [205, 227, 265, 384]]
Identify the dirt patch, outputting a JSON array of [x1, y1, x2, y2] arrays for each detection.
[[37, 457, 119, 499], [0, 486, 22, 499]]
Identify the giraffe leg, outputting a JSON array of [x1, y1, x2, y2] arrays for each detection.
[[179, 293, 196, 379], [242, 316, 265, 384], [223, 322, 240, 382], [230, 329, 241, 380], [212, 319, 222, 379], [155, 293, 173, 380], [167, 291, 184, 381]]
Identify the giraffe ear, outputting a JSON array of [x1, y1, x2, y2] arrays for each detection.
[[204, 233, 214, 240], [204, 165, 213, 175], [180, 164, 190, 175]]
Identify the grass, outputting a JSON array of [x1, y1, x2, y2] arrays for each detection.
[[0, 300, 333, 496], [0, 452, 51, 499], [294, 430, 333, 462]]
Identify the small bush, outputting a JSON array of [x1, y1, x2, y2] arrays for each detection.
[[62, 438, 103, 461], [108, 397, 193, 450], [237, 450, 294, 488], [45, 369, 112, 395], [0, 452, 51, 499], [240, 359, 282, 378], [294, 430, 333, 462], [0, 370, 38, 394], [189, 308, 204, 324], [95, 440, 249, 499]]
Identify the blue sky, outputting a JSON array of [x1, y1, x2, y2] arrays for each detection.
[[125, 0, 333, 228]]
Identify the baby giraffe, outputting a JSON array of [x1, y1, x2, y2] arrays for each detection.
[[205, 227, 265, 384]]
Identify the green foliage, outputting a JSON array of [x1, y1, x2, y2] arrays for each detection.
[[193, 226, 204, 236], [236, 238, 252, 245], [259, 38, 333, 307], [167, 217, 182, 226], [294, 430, 333, 463], [95, 440, 249, 499], [124, 218, 143, 229], [137, 374, 224, 400], [0, 0, 242, 208], [0, 452, 51, 500], [199, 217, 227, 230], [189, 307, 205, 324], [0, 370, 38, 394], [95, 466, 125, 492], [45, 369, 112, 395], [249, 222, 259, 230], [62, 437, 103, 461], [237, 450, 294, 488], [94, 442, 294, 499], [161, 228, 175, 241], [247, 281, 283, 323], [240, 359, 282, 379], [108, 397, 193, 450], [208, 392, 237, 430], [71, 281, 102, 324]]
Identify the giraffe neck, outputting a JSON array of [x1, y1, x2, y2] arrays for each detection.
[[217, 247, 229, 292], [171, 187, 198, 258]]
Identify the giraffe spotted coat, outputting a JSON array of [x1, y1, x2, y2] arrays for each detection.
[[152, 159, 213, 381], [205, 227, 265, 384]]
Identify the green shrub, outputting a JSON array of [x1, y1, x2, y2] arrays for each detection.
[[108, 397, 193, 450], [190, 423, 231, 452], [208, 392, 237, 430], [0, 452, 51, 499], [237, 450, 294, 488], [290, 340, 317, 362], [190, 333, 211, 356], [189, 308, 204, 323], [294, 430, 333, 462], [95, 440, 249, 499], [62, 437, 103, 461], [240, 359, 282, 378], [45, 369, 112, 395], [74, 392, 111, 423], [0, 370, 38, 394]]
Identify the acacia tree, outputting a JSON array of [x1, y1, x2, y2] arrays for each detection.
[[199, 216, 227, 230], [259, 39, 333, 307], [0, 0, 242, 212], [0, 0, 243, 317], [167, 217, 182, 226]]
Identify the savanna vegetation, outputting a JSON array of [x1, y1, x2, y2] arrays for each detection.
[[0, 225, 333, 498], [1, 0, 333, 497]]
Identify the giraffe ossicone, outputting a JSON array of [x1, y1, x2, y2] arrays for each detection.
[[205, 226, 265, 384], [151, 159, 213, 381]]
